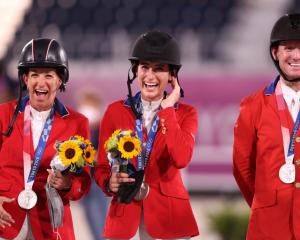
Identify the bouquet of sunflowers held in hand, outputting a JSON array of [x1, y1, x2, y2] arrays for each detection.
[[51, 135, 96, 174], [47, 135, 96, 229], [104, 129, 146, 204], [104, 129, 141, 173]]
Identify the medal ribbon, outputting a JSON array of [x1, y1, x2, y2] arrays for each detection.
[[275, 81, 300, 164], [135, 116, 159, 171], [23, 103, 54, 189]]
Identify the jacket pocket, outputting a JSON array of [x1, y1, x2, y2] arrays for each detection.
[[251, 190, 277, 209], [159, 181, 189, 199]]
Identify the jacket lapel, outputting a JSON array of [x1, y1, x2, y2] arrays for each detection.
[[266, 94, 281, 121], [264, 76, 281, 121]]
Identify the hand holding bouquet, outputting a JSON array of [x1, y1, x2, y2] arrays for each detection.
[[104, 129, 144, 204]]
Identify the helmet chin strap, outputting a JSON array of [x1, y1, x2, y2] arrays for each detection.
[[281, 72, 300, 82], [274, 61, 300, 82], [283, 76, 300, 82], [127, 66, 142, 119], [1, 73, 23, 136], [270, 46, 300, 82]]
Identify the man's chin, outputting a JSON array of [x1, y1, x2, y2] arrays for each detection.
[[284, 76, 300, 82], [287, 73, 300, 79]]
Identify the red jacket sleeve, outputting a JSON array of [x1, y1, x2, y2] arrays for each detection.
[[157, 104, 198, 169], [233, 95, 259, 206]]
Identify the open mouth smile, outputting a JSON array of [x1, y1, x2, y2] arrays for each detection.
[[289, 63, 300, 67], [34, 89, 48, 96], [144, 82, 159, 88]]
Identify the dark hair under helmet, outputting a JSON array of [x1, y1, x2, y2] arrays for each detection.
[[129, 30, 181, 69], [18, 38, 69, 91], [270, 13, 300, 81]]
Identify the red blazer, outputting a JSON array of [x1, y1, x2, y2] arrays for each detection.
[[233, 77, 300, 239], [0, 97, 91, 240], [94, 95, 199, 239]]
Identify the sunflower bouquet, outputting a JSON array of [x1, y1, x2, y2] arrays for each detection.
[[104, 129, 141, 173], [47, 135, 96, 228], [51, 135, 96, 174]]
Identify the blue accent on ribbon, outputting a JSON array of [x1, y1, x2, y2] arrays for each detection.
[[135, 115, 159, 171], [27, 108, 55, 183], [288, 110, 300, 157]]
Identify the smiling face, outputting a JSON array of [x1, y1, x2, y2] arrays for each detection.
[[272, 40, 300, 80], [23, 68, 62, 111], [136, 61, 171, 101]]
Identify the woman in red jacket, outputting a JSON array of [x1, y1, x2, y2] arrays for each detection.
[[0, 38, 91, 239], [94, 31, 199, 239]]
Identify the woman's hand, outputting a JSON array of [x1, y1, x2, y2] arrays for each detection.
[[108, 172, 135, 193], [47, 169, 72, 191], [161, 76, 181, 109], [0, 196, 15, 228]]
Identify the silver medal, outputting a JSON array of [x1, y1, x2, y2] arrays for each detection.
[[18, 189, 37, 209], [134, 182, 150, 201], [279, 163, 295, 184]]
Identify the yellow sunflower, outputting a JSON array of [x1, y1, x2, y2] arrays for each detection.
[[112, 129, 122, 137], [117, 135, 141, 159], [74, 135, 85, 143], [59, 140, 83, 166], [104, 129, 122, 152], [84, 138, 92, 146], [84, 145, 96, 165]]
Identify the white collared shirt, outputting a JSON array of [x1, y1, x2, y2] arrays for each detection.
[[281, 79, 300, 122], [30, 106, 51, 150], [141, 98, 162, 133]]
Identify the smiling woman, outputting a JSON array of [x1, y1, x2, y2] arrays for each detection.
[[24, 68, 62, 111], [0, 38, 91, 240], [137, 61, 170, 102], [94, 30, 199, 239]]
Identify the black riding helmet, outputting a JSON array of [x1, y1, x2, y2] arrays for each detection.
[[2, 38, 69, 136], [129, 31, 181, 67], [270, 13, 300, 81], [18, 38, 69, 91], [127, 31, 183, 118]]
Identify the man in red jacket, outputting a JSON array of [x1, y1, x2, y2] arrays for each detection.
[[0, 38, 91, 239], [94, 31, 199, 239], [233, 13, 300, 239]]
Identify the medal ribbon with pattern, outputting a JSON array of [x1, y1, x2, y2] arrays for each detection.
[[135, 116, 159, 171], [23, 102, 55, 188], [275, 81, 300, 183]]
